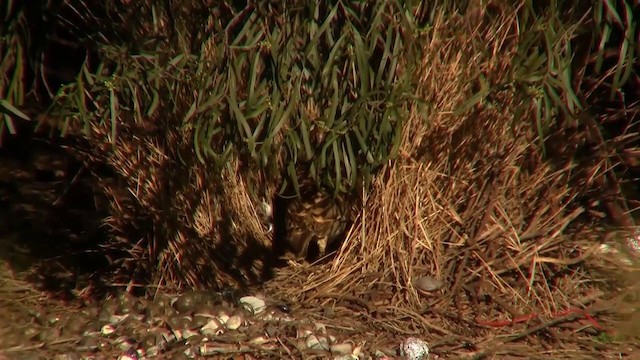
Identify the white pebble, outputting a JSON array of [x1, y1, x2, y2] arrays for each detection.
[[305, 334, 330, 350], [225, 315, 243, 330], [201, 319, 223, 336], [101, 324, 116, 335], [330, 342, 353, 356], [239, 296, 266, 314], [400, 337, 429, 360], [413, 276, 444, 292]]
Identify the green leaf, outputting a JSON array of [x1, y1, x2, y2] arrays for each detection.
[[561, 67, 581, 114], [82, 61, 95, 86], [321, 31, 348, 81], [183, 99, 198, 123], [544, 80, 566, 113], [194, 116, 207, 164], [147, 89, 160, 116], [344, 137, 356, 185], [169, 54, 185, 67], [228, 72, 252, 141], [248, 52, 260, 102], [603, 0, 623, 27], [385, 30, 402, 89], [246, 95, 270, 123], [332, 140, 342, 192], [109, 88, 118, 146], [324, 71, 340, 128], [0, 99, 29, 120], [299, 116, 313, 161], [287, 162, 300, 196], [351, 24, 371, 96], [375, 27, 394, 86], [3, 113, 17, 134], [611, 36, 633, 99], [229, 10, 258, 46], [310, 3, 339, 47], [595, 24, 611, 73]]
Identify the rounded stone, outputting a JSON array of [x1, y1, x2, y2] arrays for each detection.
[[412, 276, 444, 292]]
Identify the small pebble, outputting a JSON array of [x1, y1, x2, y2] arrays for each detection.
[[225, 314, 243, 330], [400, 337, 429, 360], [330, 342, 353, 356], [249, 335, 269, 345], [114, 336, 137, 351], [23, 325, 40, 340], [413, 275, 444, 292], [201, 319, 223, 336], [305, 334, 330, 351], [239, 296, 266, 314], [101, 323, 116, 335]]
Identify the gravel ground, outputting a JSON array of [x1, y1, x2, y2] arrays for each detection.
[[0, 263, 413, 360]]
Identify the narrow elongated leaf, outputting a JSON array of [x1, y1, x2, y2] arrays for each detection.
[[169, 54, 185, 67], [228, 72, 252, 140], [375, 28, 393, 85], [351, 24, 371, 95], [248, 52, 260, 102], [299, 116, 313, 161], [287, 162, 300, 195], [389, 106, 405, 157], [344, 137, 356, 184], [325, 72, 340, 128], [246, 94, 270, 121], [561, 67, 581, 114], [595, 24, 611, 73], [147, 89, 160, 116], [544, 80, 566, 114], [232, 28, 265, 50], [183, 99, 198, 123], [82, 61, 95, 86], [0, 99, 29, 120], [353, 127, 374, 163], [109, 88, 117, 146], [3, 113, 16, 134], [332, 140, 342, 192], [194, 117, 207, 164], [603, 0, 623, 27], [198, 90, 226, 114], [321, 32, 348, 80], [611, 36, 632, 99], [310, 3, 339, 47], [229, 11, 252, 45]]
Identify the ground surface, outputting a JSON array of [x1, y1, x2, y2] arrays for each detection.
[[0, 262, 381, 359], [1, 135, 640, 360], [2, 260, 640, 360]]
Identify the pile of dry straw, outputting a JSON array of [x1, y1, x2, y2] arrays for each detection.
[[264, 4, 640, 357]]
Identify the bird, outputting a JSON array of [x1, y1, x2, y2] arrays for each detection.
[[285, 191, 351, 260], [270, 188, 352, 261]]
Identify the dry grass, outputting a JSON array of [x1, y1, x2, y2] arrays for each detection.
[[266, 3, 640, 357], [87, 117, 275, 290], [3, 1, 640, 358]]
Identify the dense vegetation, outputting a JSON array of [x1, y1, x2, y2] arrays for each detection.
[[1, 0, 639, 357]]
